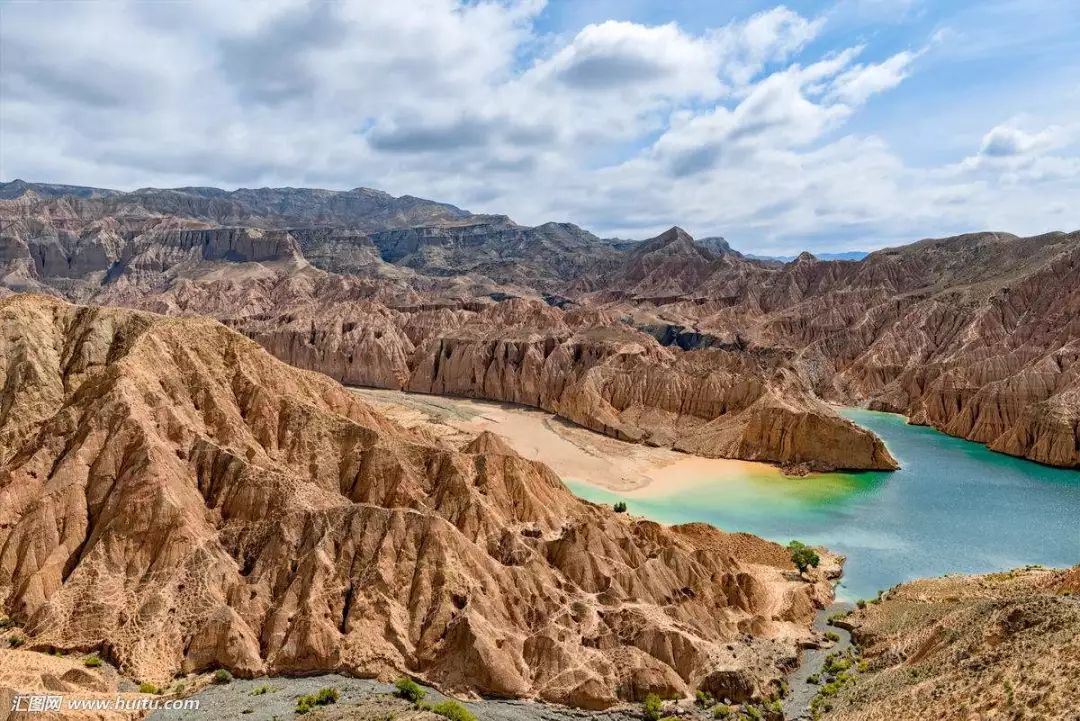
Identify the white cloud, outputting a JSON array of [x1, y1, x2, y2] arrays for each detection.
[[1, 0, 1078, 256], [977, 124, 1065, 158], [830, 50, 918, 104]]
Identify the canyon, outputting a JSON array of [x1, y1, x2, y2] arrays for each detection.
[[3, 181, 1077, 470], [0, 294, 835, 708]]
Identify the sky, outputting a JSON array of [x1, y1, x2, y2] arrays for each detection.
[[1, 0, 1079, 255]]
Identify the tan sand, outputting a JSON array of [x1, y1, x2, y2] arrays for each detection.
[[352, 388, 782, 492]]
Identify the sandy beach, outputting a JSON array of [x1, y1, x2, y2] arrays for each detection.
[[351, 387, 782, 493]]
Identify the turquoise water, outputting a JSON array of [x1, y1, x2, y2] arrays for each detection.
[[566, 409, 1080, 601]]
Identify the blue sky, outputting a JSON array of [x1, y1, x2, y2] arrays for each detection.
[[1, 0, 1078, 254]]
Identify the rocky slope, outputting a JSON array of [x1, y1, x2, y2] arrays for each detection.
[[581, 228, 1080, 468], [97, 274, 894, 471], [3, 180, 1077, 468], [0, 294, 837, 708], [817, 566, 1080, 721]]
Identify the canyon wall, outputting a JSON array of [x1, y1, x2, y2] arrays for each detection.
[[0, 295, 834, 707]]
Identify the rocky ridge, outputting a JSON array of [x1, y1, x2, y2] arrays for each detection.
[[0, 294, 837, 708], [816, 566, 1080, 721], [2, 180, 1077, 468]]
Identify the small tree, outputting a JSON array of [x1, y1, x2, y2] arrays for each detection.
[[788, 540, 820, 574], [613, 501, 628, 513], [643, 693, 663, 721]]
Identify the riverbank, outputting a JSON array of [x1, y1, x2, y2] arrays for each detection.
[[352, 387, 784, 493], [352, 389, 1080, 604]]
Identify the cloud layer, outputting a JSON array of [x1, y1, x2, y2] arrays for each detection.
[[1, 0, 1078, 253]]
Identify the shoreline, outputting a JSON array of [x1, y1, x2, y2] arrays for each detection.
[[351, 386, 792, 494]]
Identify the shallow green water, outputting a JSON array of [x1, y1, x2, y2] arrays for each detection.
[[566, 409, 1080, 600]]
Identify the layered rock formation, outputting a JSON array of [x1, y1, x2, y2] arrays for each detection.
[[0, 294, 835, 707], [2, 179, 1077, 468], [818, 566, 1080, 721], [97, 277, 894, 471]]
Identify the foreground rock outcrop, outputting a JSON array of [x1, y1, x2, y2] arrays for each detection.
[[817, 566, 1080, 721], [0, 294, 835, 708]]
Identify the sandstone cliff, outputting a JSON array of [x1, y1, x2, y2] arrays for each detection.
[[0, 294, 834, 708], [4, 181, 1077, 468]]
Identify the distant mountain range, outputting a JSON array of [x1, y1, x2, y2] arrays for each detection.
[[2, 178, 1078, 473], [745, 250, 869, 262]]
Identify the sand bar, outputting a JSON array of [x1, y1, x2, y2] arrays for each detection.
[[351, 387, 783, 493]]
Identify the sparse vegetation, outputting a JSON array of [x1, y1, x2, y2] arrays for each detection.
[[695, 690, 715, 707], [0, 617, 15, 630], [213, 669, 233, 684], [251, 684, 276, 696], [613, 501, 628, 513], [711, 704, 732, 718], [430, 700, 477, 721], [83, 654, 103, 668], [643, 693, 663, 721], [825, 631, 840, 642], [788, 540, 821, 573], [394, 677, 426, 704], [295, 687, 339, 715], [8, 636, 25, 648], [138, 682, 161, 695]]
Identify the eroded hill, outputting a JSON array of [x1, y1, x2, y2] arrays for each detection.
[[0, 294, 837, 708]]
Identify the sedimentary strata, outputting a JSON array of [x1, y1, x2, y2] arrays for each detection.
[[0, 294, 834, 707]]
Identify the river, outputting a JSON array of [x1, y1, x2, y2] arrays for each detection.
[[567, 408, 1080, 601]]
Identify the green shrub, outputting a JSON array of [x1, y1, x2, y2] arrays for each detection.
[[712, 705, 732, 719], [856, 599, 867, 609], [8, 636, 25, 648], [745, 705, 763, 721], [213, 669, 233, 685], [430, 700, 477, 721], [824, 655, 853, 674], [138, 682, 160, 695], [768, 700, 783, 713], [788, 541, 821, 573], [825, 631, 840, 642], [251, 684, 276, 696], [695, 690, 715, 707], [394, 677, 426, 704], [806, 673, 821, 685], [314, 688, 339, 705], [84, 654, 103, 668], [613, 501, 628, 513], [642, 693, 663, 721], [295, 687, 339, 714], [0, 617, 14, 630]]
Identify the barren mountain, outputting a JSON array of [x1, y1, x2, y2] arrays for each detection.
[[818, 566, 1080, 721], [0, 294, 837, 708], [2, 180, 1077, 468]]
